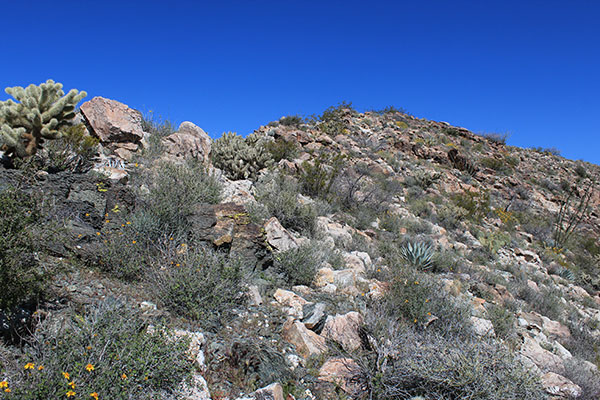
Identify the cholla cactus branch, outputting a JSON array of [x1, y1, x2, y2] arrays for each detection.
[[0, 79, 86, 157]]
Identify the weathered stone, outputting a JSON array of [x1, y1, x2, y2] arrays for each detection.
[[520, 335, 565, 374], [541, 372, 582, 398], [282, 318, 326, 358], [302, 302, 327, 331], [80, 97, 144, 144], [273, 289, 308, 318], [265, 217, 301, 252], [162, 121, 211, 163], [189, 203, 268, 268], [319, 358, 361, 394], [470, 316, 495, 337], [321, 312, 363, 351], [179, 373, 211, 400]]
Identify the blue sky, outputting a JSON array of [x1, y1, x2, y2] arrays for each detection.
[[2, 1, 599, 164]]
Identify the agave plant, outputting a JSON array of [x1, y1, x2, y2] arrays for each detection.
[[399, 241, 434, 270], [556, 266, 576, 282]]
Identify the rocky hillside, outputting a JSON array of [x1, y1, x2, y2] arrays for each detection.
[[1, 85, 599, 400]]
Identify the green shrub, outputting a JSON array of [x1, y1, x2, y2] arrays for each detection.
[[298, 152, 346, 200], [279, 115, 304, 127], [0, 298, 192, 400], [149, 247, 245, 327], [274, 242, 325, 286], [137, 159, 221, 238], [265, 138, 299, 162], [384, 267, 471, 335], [479, 132, 509, 145], [316, 101, 354, 136], [251, 173, 317, 235], [211, 132, 273, 180], [452, 189, 490, 223], [0, 187, 49, 309], [139, 112, 176, 159], [486, 304, 517, 340]]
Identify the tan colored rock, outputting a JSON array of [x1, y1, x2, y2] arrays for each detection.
[[282, 318, 326, 358], [162, 121, 211, 163], [81, 97, 144, 144], [321, 312, 363, 351], [520, 335, 565, 374], [319, 358, 361, 394], [314, 267, 334, 287], [273, 289, 308, 318], [179, 373, 211, 400], [265, 217, 301, 252], [470, 317, 495, 337], [541, 372, 582, 398]]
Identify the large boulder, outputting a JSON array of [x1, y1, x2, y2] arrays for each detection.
[[162, 121, 211, 164], [321, 312, 364, 352], [80, 97, 145, 160], [282, 318, 326, 358]]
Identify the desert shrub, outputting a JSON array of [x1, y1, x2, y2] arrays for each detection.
[[316, 101, 354, 136], [0, 187, 49, 310], [354, 309, 546, 400], [405, 169, 441, 190], [149, 246, 245, 327], [0, 298, 192, 400], [251, 173, 317, 235], [298, 152, 346, 200], [384, 267, 472, 336], [477, 230, 512, 254], [273, 241, 326, 286], [14, 124, 99, 173], [452, 189, 490, 223], [480, 156, 513, 174], [136, 159, 221, 238], [486, 304, 517, 340], [563, 358, 600, 400], [479, 132, 509, 145], [279, 115, 304, 127], [211, 132, 273, 180], [265, 138, 299, 162], [531, 146, 561, 156], [139, 112, 176, 158]]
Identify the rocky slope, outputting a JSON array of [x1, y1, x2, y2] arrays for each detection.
[[0, 98, 599, 400]]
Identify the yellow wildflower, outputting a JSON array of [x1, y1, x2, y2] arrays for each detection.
[[62, 372, 70, 380], [86, 363, 94, 372], [0, 381, 7, 388], [24, 362, 35, 370], [96, 232, 101, 236], [4, 388, 10, 393], [38, 365, 44, 371], [68, 381, 76, 389], [66, 390, 76, 397], [126, 221, 131, 225], [414, 318, 418, 323], [90, 392, 99, 400], [121, 373, 127, 380], [132, 240, 136, 244]]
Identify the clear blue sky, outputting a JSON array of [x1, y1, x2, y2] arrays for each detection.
[[2, 1, 599, 164]]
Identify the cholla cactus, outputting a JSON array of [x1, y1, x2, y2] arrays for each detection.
[[211, 132, 273, 180], [0, 79, 86, 157], [399, 241, 434, 270]]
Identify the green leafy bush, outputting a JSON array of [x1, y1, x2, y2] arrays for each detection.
[[298, 152, 346, 200], [211, 132, 273, 180], [265, 138, 299, 162], [0, 299, 192, 400], [452, 189, 490, 223], [139, 112, 176, 159], [0, 187, 49, 309], [316, 101, 354, 136], [274, 242, 325, 286], [149, 247, 245, 327], [250, 173, 317, 235], [279, 115, 304, 127], [137, 159, 221, 238]]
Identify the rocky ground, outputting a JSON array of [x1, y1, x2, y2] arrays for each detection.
[[0, 98, 599, 399]]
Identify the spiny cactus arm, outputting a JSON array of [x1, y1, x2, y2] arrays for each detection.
[[0, 124, 27, 157]]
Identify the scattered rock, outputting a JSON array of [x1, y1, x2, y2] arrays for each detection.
[[162, 121, 211, 164], [265, 217, 302, 252], [321, 312, 364, 351], [282, 318, 326, 358], [541, 372, 582, 398], [319, 357, 361, 394]]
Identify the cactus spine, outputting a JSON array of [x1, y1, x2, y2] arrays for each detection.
[[0, 79, 87, 157]]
